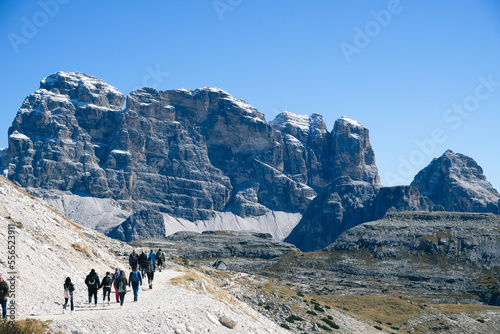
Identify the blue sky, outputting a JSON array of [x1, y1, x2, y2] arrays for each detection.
[[1, 0, 499, 190]]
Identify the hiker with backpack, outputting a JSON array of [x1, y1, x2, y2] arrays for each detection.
[[156, 248, 165, 271], [112, 268, 120, 303], [0, 275, 9, 319], [100, 272, 113, 307], [148, 249, 156, 264], [129, 250, 138, 269], [84, 269, 101, 307], [138, 250, 148, 277], [62, 277, 75, 314], [116, 270, 128, 309], [128, 266, 142, 302], [146, 256, 155, 289]]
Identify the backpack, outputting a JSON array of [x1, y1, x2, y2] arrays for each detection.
[[147, 261, 155, 273], [129, 252, 138, 264], [130, 270, 140, 283], [157, 251, 163, 259], [103, 277, 112, 288], [118, 281, 125, 293]]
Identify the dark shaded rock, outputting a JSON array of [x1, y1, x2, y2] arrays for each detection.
[[373, 185, 433, 217], [106, 210, 165, 242], [284, 177, 433, 251], [411, 150, 499, 213], [0, 148, 7, 176], [284, 177, 377, 252]]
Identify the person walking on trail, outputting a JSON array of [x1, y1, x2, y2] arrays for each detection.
[[0, 275, 9, 319], [116, 270, 128, 309], [62, 277, 75, 314], [156, 248, 165, 272], [148, 249, 156, 264], [129, 250, 138, 269], [85, 269, 100, 307], [100, 272, 113, 307], [128, 266, 142, 302], [138, 250, 148, 277], [146, 256, 156, 289], [112, 268, 120, 303]]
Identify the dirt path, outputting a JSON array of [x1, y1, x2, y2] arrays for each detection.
[[30, 268, 286, 334]]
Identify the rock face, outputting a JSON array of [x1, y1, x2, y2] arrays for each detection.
[[4, 72, 381, 238], [5, 72, 499, 246], [286, 149, 500, 252], [129, 230, 298, 262], [411, 149, 499, 213], [328, 211, 500, 306], [107, 210, 166, 242], [284, 177, 432, 251], [329, 116, 379, 185]]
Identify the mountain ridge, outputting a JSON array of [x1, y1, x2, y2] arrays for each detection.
[[2, 72, 499, 250]]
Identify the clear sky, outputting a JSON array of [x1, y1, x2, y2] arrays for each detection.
[[1, 0, 499, 190]]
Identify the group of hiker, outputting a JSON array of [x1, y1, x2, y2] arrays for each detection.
[[62, 248, 166, 313]]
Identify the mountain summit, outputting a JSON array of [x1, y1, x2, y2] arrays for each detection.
[[2, 72, 498, 249], [3, 72, 380, 240], [411, 149, 499, 213]]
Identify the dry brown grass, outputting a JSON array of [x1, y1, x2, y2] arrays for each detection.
[[0, 318, 62, 334], [310, 293, 422, 329], [431, 303, 500, 314], [72, 243, 90, 257]]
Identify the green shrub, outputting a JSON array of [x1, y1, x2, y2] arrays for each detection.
[[316, 323, 332, 332], [321, 318, 340, 329], [264, 305, 272, 310], [280, 323, 291, 330], [477, 319, 485, 323], [297, 291, 304, 297], [286, 315, 304, 323], [182, 258, 189, 266], [306, 310, 317, 316], [314, 304, 325, 312], [374, 325, 383, 330]]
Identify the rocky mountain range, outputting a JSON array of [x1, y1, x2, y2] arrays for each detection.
[[2, 72, 499, 250]]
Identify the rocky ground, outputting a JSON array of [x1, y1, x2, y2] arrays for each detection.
[[33, 266, 285, 334], [0, 176, 284, 333], [136, 213, 500, 333]]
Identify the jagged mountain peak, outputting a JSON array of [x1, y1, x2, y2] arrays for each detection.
[[411, 150, 499, 213], [270, 111, 327, 137], [40, 71, 125, 109], [337, 115, 364, 128]]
